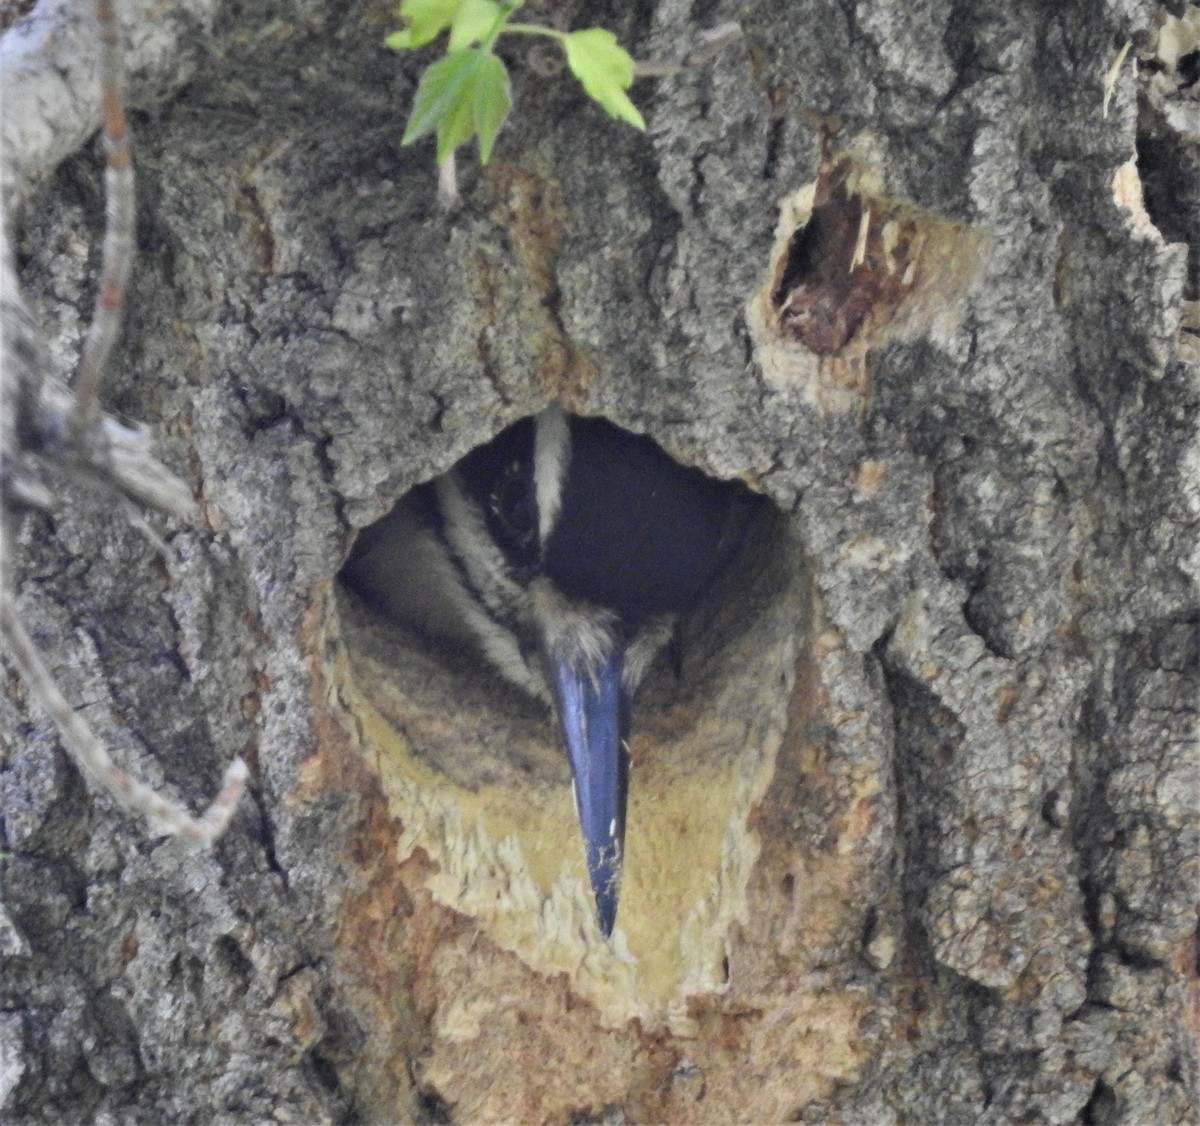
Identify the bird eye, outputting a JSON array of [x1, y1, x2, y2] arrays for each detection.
[[488, 460, 537, 558]]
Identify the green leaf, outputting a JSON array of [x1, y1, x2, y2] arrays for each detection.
[[385, 29, 415, 50], [562, 27, 645, 130], [467, 52, 511, 161], [397, 0, 464, 48], [448, 0, 503, 50], [401, 49, 511, 163]]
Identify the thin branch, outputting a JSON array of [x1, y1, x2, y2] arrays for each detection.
[[0, 593, 249, 845], [71, 0, 135, 439], [0, 0, 244, 848], [1, 0, 222, 210]]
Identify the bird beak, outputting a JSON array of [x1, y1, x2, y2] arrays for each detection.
[[544, 644, 630, 938]]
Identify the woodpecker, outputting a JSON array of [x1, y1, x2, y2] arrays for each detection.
[[342, 406, 761, 937]]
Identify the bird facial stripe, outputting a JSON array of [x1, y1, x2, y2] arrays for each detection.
[[434, 471, 546, 693], [533, 404, 571, 550], [452, 591, 546, 701], [436, 472, 526, 624]]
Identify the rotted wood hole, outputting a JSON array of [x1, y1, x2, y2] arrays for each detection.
[[748, 151, 991, 410]]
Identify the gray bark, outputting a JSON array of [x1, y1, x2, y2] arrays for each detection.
[[2, 0, 1197, 1122]]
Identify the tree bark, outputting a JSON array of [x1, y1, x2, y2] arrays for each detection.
[[2, 0, 1197, 1122]]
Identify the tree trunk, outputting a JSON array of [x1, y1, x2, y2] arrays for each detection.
[[2, 0, 1196, 1122]]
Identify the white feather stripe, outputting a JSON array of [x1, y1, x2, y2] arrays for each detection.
[[435, 471, 525, 623], [534, 403, 571, 548]]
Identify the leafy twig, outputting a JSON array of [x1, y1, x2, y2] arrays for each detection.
[[388, 0, 643, 173], [388, 4, 747, 202]]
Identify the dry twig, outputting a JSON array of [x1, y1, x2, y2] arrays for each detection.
[[70, 0, 134, 440], [0, 596, 249, 843], [0, 0, 247, 845]]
